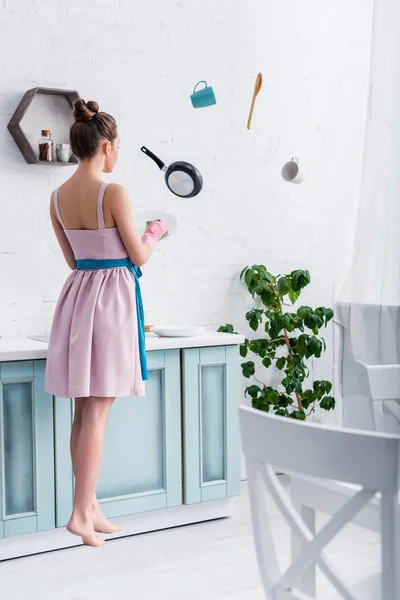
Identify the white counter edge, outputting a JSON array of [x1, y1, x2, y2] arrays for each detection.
[[0, 333, 245, 362]]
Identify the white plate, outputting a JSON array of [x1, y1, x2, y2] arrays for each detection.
[[150, 326, 205, 338], [136, 210, 178, 238]]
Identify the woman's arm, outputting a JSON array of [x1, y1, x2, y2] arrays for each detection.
[[107, 184, 155, 267], [49, 193, 76, 270]]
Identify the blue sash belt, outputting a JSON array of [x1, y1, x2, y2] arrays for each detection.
[[75, 258, 148, 381]]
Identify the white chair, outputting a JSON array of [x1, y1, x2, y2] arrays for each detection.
[[360, 361, 400, 433], [335, 319, 400, 434], [240, 406, 400, 599]]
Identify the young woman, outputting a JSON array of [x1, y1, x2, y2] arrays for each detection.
[[44, 99, 167, 547]]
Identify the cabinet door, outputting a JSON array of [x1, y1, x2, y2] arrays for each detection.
[[0, 360, 54, 538], [182, 346, 241, 504], [55, 350, 182, 527]]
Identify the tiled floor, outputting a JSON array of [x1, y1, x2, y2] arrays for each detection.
[[0, 481, 380, 599]]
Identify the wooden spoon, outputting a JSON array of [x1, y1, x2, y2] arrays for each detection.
[[247, 72, 263, 130]]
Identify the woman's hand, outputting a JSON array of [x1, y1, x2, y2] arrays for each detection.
[[141, 221, 169, 249]]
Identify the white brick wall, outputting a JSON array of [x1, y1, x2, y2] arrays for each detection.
[[0, 0, 373, 419]]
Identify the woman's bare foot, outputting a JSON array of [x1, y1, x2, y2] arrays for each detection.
[[92, 511, 122, 535], [91, 500, 121, 534], [67, 514, 105, 547]]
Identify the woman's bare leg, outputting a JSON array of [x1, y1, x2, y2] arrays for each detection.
[[67, 395, 115, 546], [70, 398, 121, 535]]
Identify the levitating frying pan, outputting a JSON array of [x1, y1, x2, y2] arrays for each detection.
[[141, 146, 203, 198]]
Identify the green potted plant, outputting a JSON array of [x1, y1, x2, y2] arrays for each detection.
[[219, 265, 335, 420]]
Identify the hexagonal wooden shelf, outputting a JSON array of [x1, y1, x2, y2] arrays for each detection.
[[8, 87, 80, 165]]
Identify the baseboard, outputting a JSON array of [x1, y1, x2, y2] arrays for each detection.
[[0, 498, 234, 561]]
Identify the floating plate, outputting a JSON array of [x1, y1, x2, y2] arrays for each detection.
[[136, 210, 178, 238], [150, 326, 205, 338]]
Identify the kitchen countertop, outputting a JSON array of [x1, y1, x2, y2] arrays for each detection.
[[0, 332, 245, 362]]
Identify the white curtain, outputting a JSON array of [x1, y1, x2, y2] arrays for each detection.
[[336, 0, 400, 429]]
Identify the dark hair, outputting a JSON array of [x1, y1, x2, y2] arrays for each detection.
[[69, 99, 118, 160]]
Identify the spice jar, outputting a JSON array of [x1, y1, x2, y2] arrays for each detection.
[[39, 130, 53, 162]]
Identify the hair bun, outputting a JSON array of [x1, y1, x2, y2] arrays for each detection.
[[73, 99, 99, 123]]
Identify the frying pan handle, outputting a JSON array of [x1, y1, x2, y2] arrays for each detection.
[[141, 146, 165, 171]]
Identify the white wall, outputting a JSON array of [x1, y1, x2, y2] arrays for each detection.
[[241, 0, 374, 424], [0, 0, 373, 420]]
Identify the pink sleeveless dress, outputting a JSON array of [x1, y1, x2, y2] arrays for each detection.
[[44, 182, 145, 399]]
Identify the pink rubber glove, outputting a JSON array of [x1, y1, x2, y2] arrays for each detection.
[[141, 220, 168, 249]]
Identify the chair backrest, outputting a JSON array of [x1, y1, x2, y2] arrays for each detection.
[[359, 362, 400, 433], [363, 363, 400, 401], [240, 406, 400, 600], [336, 318, 400, 433]]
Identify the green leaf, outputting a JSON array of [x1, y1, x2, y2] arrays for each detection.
[[320, 396, 335, 411], [245, 385, 262, 399], [276, 357, 286, 370], [260, 288, 278, 308], [253, 264, 267, 276], [240, 344, 248, 358], [268, 314, 285, 339], [295, 334, 307, 358], [249, 342, 259, 354], [275, 408, 289, 417], [266, 388, 279, 403], [315, 380, 333, 394], [245, 268, 254, 286], [253, 399, 270, 412], [248, 339, 263, 356], [250, 317, 259, 331], [277, 394, 293, 408], [308, 337, 322, 358], [283, 313, 299, 333], [289, 288, 301, 305], [302, 389, 316, 408], [297, 306, 313, 320], [289, 409, 306, 420], [217, 324, 236, 334], [282, 376, 295, 395], [324, 308, 334, 324], [240, 266, 249, 280], [291, 270, 311, 292], [278, 276, 290, 296], [312, 381, 325, 400], [246, 309, 263, 332], [253, 265, 274, 283], [304, 313, 319, 331], [313, 308, 325, 329], [262, 357, 272, 368], [315, 306, 334, 327], [242, 361, 256, 378]]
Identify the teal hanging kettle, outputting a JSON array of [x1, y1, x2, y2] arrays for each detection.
[[190, 81, 217, 108]]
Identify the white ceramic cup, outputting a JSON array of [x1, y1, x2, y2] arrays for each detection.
[[56, 143, 71, 163], [281, 157, 305, 184]]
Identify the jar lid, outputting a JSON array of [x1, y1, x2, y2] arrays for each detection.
[[41, 129, 51, 136]]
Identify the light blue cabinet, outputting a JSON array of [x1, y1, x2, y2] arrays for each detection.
[[0, 342, 242, 541], [54, 349, 182, 527], [0, 361, 54, 538], [182, 346, 241, 504]]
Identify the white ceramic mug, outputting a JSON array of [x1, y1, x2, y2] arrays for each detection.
[[281, 157, 305, 184], [56, 143, 71, 163]]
